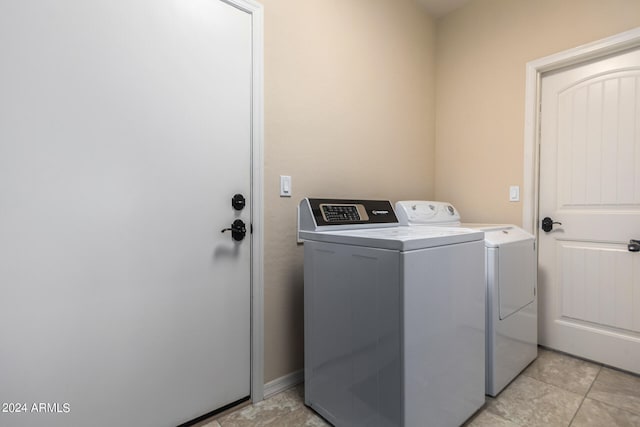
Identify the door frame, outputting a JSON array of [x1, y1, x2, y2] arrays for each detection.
[[224, 0, 265, 403], [522, 26, 640, 235]]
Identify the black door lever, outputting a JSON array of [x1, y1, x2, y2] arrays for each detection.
[[629, 239, 640, 252], [541, 217, 562, 232], [221, 219, 246, 241]]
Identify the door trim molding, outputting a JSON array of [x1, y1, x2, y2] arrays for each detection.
[[224, 0, 265, 403], [523, 26, 640, 235]]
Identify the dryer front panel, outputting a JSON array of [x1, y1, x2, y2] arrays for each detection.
[[496, 240, 536, 320]]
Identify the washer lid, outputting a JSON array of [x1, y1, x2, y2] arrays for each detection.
[[299, 226, 483, 251], [462, 223, 534, 247]]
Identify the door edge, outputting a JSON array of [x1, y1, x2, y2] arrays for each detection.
[[224, 0, 265, 404]]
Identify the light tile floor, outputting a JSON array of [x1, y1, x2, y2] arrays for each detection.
[[202, 347, 640, 427]]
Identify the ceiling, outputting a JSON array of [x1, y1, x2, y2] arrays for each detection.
[[417, 0, 470, 18]]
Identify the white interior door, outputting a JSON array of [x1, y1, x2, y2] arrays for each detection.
[[538, 46, 640, 374], [0, 1, 252, 426]]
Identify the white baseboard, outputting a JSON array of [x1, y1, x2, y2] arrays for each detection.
[[263, 369, 303, 399]]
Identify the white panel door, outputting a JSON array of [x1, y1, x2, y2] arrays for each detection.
[[539, 47, 640, 374], [0, 1, 252, 426]]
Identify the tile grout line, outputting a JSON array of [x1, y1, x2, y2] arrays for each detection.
[[566, 364, 603, 426], [585, 366, 640, 417]]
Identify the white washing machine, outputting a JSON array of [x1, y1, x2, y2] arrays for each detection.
[[395, 201, 537, 397], [299, 198, 486, 427]]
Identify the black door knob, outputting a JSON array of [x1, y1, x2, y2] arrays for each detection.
[[541, 217, 562, 232], [232, 194, 246, 210], [629, 240, 640, 252], [221, 219, 246, 241]]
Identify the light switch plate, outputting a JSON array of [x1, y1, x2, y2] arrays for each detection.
[[280, 175, 292, 197], [509, 185, 520, 202]]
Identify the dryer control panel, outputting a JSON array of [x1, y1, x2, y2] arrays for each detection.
[[299, 198, 398, 232], [396, 200, 461, 226]]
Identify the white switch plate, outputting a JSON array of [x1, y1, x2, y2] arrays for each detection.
[[280, 175, 292, 197], [509, 185, 520, 202]]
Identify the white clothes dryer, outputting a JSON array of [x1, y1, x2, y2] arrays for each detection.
[[299, 198, 486, 427], [396, 201, 538, 397]]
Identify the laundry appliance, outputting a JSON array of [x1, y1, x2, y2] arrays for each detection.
[[299, 198, 486, 427], [396, 201, 537, 397]]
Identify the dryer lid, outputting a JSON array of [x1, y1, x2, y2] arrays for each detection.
[[462, 224, 535, 247]]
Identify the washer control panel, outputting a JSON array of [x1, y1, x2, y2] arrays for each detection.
[[320, 203, 369, 223], [299, 198, 398, 231]]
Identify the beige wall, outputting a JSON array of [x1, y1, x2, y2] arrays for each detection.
[[263, 0, 436, 382], [435, 0, 640, 225], [262, 0, 640, 386]]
